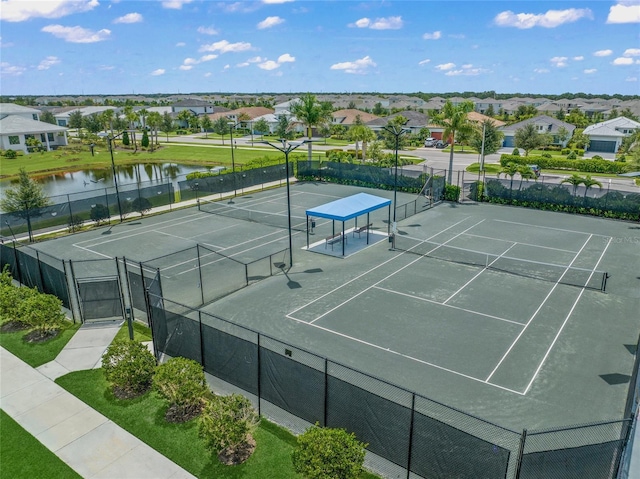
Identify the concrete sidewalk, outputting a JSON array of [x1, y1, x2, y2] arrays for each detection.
[[0, 321, 195, 479]]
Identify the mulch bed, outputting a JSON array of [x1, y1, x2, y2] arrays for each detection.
[[112, 384, 151, 400], [164, 403, 204, 423], [24, 329, 60, 343], [0, 321, 30, 333], [218, 435, 256, 465]]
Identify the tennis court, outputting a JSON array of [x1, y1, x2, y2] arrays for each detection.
[[199, 196, 640, 432]]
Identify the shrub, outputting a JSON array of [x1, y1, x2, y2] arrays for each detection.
[[18, 291, 66, 333], [591, 155, 604, 161], [198, 394, 260, 463], [567, 150, 577, 160], [541, 153, 552, 159], [511, 148, 520, 156], [67, 215, 84, 233], [443, 184, 461, 202], [291, 423, 367, 479], [153, 357, 207, 421], [561, 148, 570, 155], [101, 340, 156, 398], [0, 283, 38, 324], [130, 197, 152, 215], [90, 204, 110, 225], [4, 149, 18, 159]]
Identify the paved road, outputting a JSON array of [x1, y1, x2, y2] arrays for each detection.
[[163, 134, 639, 193]]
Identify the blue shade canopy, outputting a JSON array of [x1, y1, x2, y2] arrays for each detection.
[[305, 193, 391, 222]]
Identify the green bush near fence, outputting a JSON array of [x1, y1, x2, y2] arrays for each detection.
[[499, 154, 631, 175]]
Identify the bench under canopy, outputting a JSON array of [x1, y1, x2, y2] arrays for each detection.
[[305, 192, 391, 256]]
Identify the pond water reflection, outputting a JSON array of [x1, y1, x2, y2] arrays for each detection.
[[0, 163, 207, 200]]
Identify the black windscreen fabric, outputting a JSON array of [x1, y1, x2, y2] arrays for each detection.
[[150, 304, 168, 355], [410, 411, 510, 479], [39, 261, 70, 308], [0, 244, 19, 281], [519, 440, 623, 479], [16, 249, 43, 292], [202, 324, 259, 395], [326, 376, 411, 468], [260, 347, 325, 425], [161, 311, 201, 363], [77, 279, 122, 319]]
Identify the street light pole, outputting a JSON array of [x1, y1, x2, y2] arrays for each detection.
[[258, 139, 310, 269], [381, 123, 409, 229], [106, 134, 124, 222]]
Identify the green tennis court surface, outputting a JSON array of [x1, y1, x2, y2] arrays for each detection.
[[30, 182, 639, 432]]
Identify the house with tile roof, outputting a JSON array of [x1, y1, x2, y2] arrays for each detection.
[[331, 109, 379, 126], [0, 103, 68, 154], [583, 117, 640, 153], [498, 115, 575, 148]]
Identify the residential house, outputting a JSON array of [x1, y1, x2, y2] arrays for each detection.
[[498, 115, 575, 148], [331, 109, 379, 127], [0, 103, 68, 154], [366, 110, 429, 135], [583, 117, 640, 153], [171, 99, 216, 115], [52, 106, 119, 127]]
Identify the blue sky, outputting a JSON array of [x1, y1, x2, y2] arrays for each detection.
[[1, 0, 639, 96]]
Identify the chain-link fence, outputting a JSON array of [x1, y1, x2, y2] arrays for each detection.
[[145, 293, 632, 479]]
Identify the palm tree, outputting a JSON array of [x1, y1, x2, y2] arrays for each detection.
[[499, 162, 522, 190], [561, 174, 585, 196], [360, 127, 376, 162], [146, 111, 162, 150], [430, 99, 474, 183], [290, 93, 333, 161], [123, 106, 139, 152], [581, 175, 602, 198]]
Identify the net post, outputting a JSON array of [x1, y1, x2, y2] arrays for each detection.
[[196, 245, 205, 306], [602, 272, 609, 293]]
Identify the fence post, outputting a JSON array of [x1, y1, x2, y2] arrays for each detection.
[[257, 334, 262, 416], [67, 194, 74, 232], [67, 259, 84, 323], [514, 429, 527, 479], [196, 245, 205, 306], [35, 250, 46, 294], [406, 393, 416, 479], [12, 242, 23, 285], [62, 260, 78, 324], [323, 359, 328, 428], [198, 310, 205, 368]]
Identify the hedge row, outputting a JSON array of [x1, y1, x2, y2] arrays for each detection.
[[499, 154, 631, 174]]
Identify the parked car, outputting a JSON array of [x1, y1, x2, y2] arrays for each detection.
[[527, 164, 541, 178], [435, 140, 448, 149], [424, 137, 436, 147]]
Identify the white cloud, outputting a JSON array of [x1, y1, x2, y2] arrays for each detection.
[[258, 60, 280, 70], [37, 56, 60, 70], [626, 76, 639, 82], [550, 56, 568, 67], [534, 68, 550, 73], [258, 16, 285, 29], [607, 3, 640, 23], [445, 65, 489, 76], [200, 54, 218, 62], [594, 49, 613, 56], [612, 57, 635, 65], [197, 26, 219, 35], [435, 62, 456, 71], [162, 0, 193, 10], [114, 13, 143, 24], [573, 55, 584, 61], [151, 69, 166, 76], [624, 48, 640, 57], [278, 53, 295, 63], [494, 8, 593, 29], [183, 58, 198, 66], [179, 65, 193, 71], [584, 68, 597, 74], [418, 59, 431, 65], [1, 61, 27, 76], [176, 42, 186, 47], [200, 40, 252, 53], [423, 31, 441, 40], [1, 0, 98, 22], [330, 55, 376, 74], [263, 0, 293, 3], [350, 16, 403, 30], [41, 25, 111, 43]]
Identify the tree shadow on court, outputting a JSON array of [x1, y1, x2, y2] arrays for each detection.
[[599, 373, 631, 385]]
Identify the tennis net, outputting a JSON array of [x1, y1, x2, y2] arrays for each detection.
[[198, 198, 309, 232], [393, 235, 608, 292]]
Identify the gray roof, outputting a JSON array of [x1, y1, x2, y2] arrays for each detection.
[[500, 115, 575, 133], [0, 103, 41, 116], [0, 116, 67, 135]]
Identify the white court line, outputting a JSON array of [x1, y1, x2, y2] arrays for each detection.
[[484, 234, 595, 386], [522, 237, 613, 395], [493, 219, 611, 238], [463, 233, 578, 254], [306, 220, 486, 324], [285, 216, 475, 321], [373, 286, 526, 326], [286, 315, 524, 395], [72, 243, 112, 259], [443, 243, 517, 305]]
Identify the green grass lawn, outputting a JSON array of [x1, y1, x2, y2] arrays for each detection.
[[0, 409, 82, 479], [465, 162, 503, 174], [0, 321, 81, 367], [55, 369, 379, 479], [465, 162, 627, 179], [112, 321, 153, 343]]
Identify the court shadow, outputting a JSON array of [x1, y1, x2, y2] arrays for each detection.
[[625, 344, 637, 355], [599, 373, 631, 385], [407, 224, 422, 228], [127, 222, 142, 225], [287, 280, 302, 289], [303, 268, 323, 274]]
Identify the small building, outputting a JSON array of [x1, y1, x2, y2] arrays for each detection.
[[0, 103, 68, 154], [498, 115, 575, 148], [583, 117, 640, 153]]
